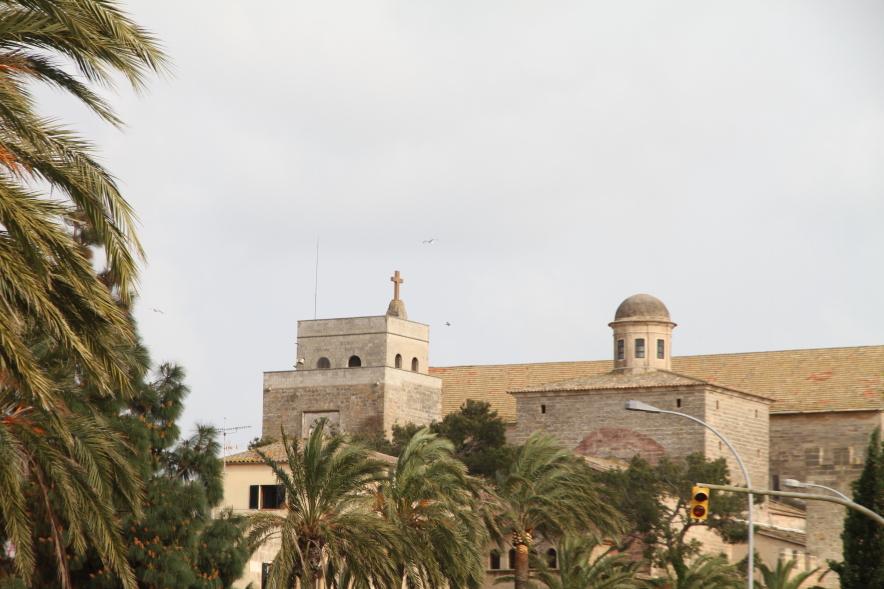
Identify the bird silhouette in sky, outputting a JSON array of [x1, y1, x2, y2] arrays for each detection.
[[422, 238, 437, 245], [444, 321, 451, 326], [151, 308, 164, 314]]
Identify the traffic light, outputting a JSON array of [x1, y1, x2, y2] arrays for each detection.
[[690, 485, 710, 522]]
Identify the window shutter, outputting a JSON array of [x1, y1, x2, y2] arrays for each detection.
[[249, 485, 259, 509]]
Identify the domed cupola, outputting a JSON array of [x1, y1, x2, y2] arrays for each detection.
[[609, 294, 676, 371]]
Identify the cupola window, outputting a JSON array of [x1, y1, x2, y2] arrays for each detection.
[[616, 339, 625, 360], [316, 357, 331, 369], [635, 338, 645, 359], [411, 357, 419, 372], [394, 354, 402, 369], [657, 339, 665, 359], [348, 355, 362, 368]]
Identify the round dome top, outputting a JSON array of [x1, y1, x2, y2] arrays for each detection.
[[613, 293, 671, 322]]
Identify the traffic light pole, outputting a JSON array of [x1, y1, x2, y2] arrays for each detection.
[[625, 401, 754, 589], [696, 483, 884, 526]]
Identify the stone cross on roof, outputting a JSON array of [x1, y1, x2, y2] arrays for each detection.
[[386, 270, 408, 319], [390, 270, 404, 301]]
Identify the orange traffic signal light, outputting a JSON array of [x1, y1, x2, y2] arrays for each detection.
[[690, 485, 710, 522]]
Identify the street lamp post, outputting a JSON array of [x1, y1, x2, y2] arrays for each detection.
[[625, 400, 755, 589], [782, 478, 850, 501]]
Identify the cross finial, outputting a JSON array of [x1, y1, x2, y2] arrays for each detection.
[[390, 270, 404, 301]]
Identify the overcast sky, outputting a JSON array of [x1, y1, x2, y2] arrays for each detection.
[[42, 1, 884, 453]]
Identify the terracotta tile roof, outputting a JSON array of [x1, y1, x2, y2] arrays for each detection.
[[224, 441, 397, 466], [429, 345, 884, 422], [756, 527, 806, 547]]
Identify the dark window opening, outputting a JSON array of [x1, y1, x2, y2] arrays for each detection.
[[260, 484, 285, 509], [489, 550, 501, 570], [546, 548, 557, 569], [635, 338, 645, 359], [348, 355, 362, 368], [716, 400, 720, 410], [508, 549, 516, 569], [394, 353, 402, 369], [261, 563, 272, 589], [540, 404, 547, 414], [248, 485, 259, 509], [316, 357, 331, 369], [772, 474, 780, 491], [657, 339, 665, 359], [616, 339, 625, 360], [676, 398, 682, 408], [411, 357, 419, 372]]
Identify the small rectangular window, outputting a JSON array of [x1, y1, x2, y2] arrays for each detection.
[[676, 398, 682, 408], [804, 447, 822, 467], [249, 485, 259, 509], [657, 339, 665, 359], [834, 447, 851, 466], [635, 338, 645, 359], [616, 339, 625, 360], [260, 484, 285, 509], [540, 404, 547, 414]]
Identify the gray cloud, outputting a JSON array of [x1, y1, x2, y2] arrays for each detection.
[[38, 0, 884, 451]]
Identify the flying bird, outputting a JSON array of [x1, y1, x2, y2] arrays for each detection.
[[444, 321, 451, 327], [151, 308, 164, 314], [422, 238, 437, 245]]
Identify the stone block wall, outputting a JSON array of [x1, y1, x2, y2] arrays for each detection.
[[770, 410, 883, 587], [262, 368, 386, 439], [509, 386, 708, 463], [509, 384, 770, 488], [704, 390, 771, 489], [383, 369, 442, 434]]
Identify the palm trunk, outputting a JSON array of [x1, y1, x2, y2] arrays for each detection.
[[514, 544, 530, 589]]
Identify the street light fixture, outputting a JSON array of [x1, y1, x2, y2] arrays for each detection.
[[626, 400, 755, 589], [782, 478, 850, 502]]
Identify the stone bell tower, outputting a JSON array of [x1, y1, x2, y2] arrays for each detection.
[[261, 271, 442, 439], [609, 293, 676, 371]]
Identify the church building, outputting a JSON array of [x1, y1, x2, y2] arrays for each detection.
[[223, 272, 884, 589]]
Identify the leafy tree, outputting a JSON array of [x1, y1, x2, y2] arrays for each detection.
[[829, 427, 884, 589], [0, 0, 165, 401], [598, 454, 746, 585], [432, 400, 512, 478], [60, 362, 249, 589], [376, 427, 489, 588], [246, 421, 400, 589], [499, 534, 646, 589], [350, 422, 424, 457], [756, 558, 823, 589], [493, 434, 621, 589]]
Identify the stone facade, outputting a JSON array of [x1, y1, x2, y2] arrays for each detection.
[[509, 383, 770, 489], [262, 295, 441, 440], [769, 410, 884, 585]]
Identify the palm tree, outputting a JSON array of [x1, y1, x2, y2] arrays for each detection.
[[0, 0, 165, 402], [500, 534, 646, 589], [757, 558, 823, 589], [493, 434, 621, 589], [0, 398, 143, 588], [246, 421, 401, 589], [658, 554, 743, 589], [375, 427, 489, 589]]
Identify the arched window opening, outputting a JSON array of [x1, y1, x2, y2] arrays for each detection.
[[411, 357, 419, 372], [546, 548, 557, 569], [507, 549, 516, 570], [489, 550, 501, 570], [316, 357, 331, 369], [394, 354, 402, 369], [348, 355, 362, 368]]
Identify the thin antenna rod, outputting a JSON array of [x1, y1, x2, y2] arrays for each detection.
[[313, 239, 320, 319]]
